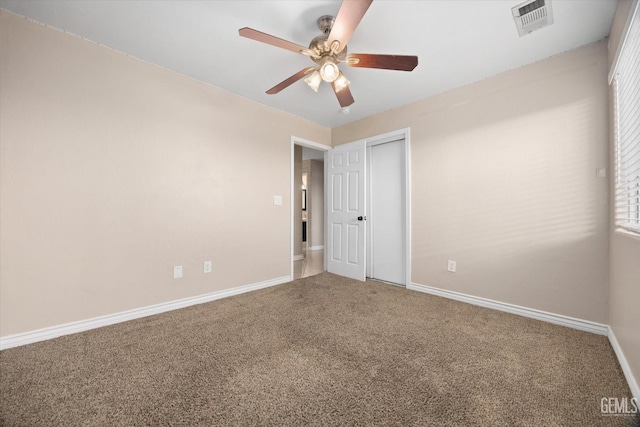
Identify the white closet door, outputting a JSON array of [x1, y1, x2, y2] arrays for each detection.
[[368, 139, 405, 285]]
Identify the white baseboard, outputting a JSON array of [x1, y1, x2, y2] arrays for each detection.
[[293, 254, 304, 261], [4, 276, 636, 402], [0, 275, 291, 351], [608, 327, 640, 401], [408, 282, 609, 335], [308, 245, 324, 251]]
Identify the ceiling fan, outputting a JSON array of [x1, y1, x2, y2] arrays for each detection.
[[238, 0, 418, 108]]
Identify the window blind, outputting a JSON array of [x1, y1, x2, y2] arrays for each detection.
[[613, 4, 640, 234]]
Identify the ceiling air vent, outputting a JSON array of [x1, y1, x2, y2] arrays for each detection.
[[512, 0, 554, 37]]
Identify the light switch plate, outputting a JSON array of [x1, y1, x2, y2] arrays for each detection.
[[173, 265, 183, 279], [596, 168, 606, 178], [273, 195, 282, 206]]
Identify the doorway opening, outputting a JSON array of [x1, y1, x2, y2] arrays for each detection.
[[291, 137, 331, 280]]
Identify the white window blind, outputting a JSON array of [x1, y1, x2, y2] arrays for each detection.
[[613, 4, 640, 235]]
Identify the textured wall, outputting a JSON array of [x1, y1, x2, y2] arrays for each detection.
[[0, 11, 330, 335], [333, 42, 610, 323], [310, 160, 324, 249]]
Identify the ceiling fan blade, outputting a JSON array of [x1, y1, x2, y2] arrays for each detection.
[[266, 67, 316, 95], [327, 0, 373, 52], [347, 54, 418, 71], [239, 27, 308, 55], [331, 82, 355, 107]]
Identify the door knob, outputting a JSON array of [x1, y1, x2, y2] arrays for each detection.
[[357, 216, 366, 221]]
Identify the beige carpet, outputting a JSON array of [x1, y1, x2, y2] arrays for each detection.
[[1, 273, 637, 426]]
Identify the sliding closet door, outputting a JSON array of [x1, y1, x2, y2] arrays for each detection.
[[367, 139, 405, 285]]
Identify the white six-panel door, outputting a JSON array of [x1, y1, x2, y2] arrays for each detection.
[[326, 140, 366, 281]]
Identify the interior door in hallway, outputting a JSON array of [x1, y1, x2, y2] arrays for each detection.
[[367, 139, 405, 285], [326, 140, 366, 281]]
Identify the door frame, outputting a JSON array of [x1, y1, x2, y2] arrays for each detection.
[[331, 128, 411, 287], [290, 136, 331, 280]]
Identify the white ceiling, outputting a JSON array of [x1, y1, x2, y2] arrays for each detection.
[[0, 0, 617, 128]]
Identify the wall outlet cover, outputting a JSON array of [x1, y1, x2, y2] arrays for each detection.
[[447, 260, 457, 273]]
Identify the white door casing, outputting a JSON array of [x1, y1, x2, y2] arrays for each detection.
[[326, 140, 366, 281]]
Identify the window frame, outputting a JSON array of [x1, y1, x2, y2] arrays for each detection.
[[611, 1, 640, 237]]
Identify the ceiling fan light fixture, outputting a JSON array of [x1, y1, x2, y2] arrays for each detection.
[[239, 1, 419, 107], [304, 70, 322, 92], [333, 72, 350, 92], [319, 59, 340, 82]]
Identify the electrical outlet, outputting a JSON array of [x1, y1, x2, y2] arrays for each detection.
[[204, 261, 212, 274], [447, 260, 457, 273], [173, 265, 183, 279]]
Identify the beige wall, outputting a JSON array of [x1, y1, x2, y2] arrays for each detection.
[[608, 0, 634, 72], [333, 42, 610, 323], [0, 11, 330, 336], [310, 160, 324, 248], [301, 159, 310, 249], [607, 0, 640, 395], [294, 147, 303, 258], [301, 159, 324, 249]]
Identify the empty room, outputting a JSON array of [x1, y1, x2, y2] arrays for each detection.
[[1, 0, 639, 425]]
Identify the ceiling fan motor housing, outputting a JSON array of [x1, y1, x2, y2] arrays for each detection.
[[309, 35, 348, 60], [309, 15, 348, 67], [317, 15, 335, 34]]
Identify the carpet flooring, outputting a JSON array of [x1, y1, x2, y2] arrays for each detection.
[[1, 273, 638, 426]]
